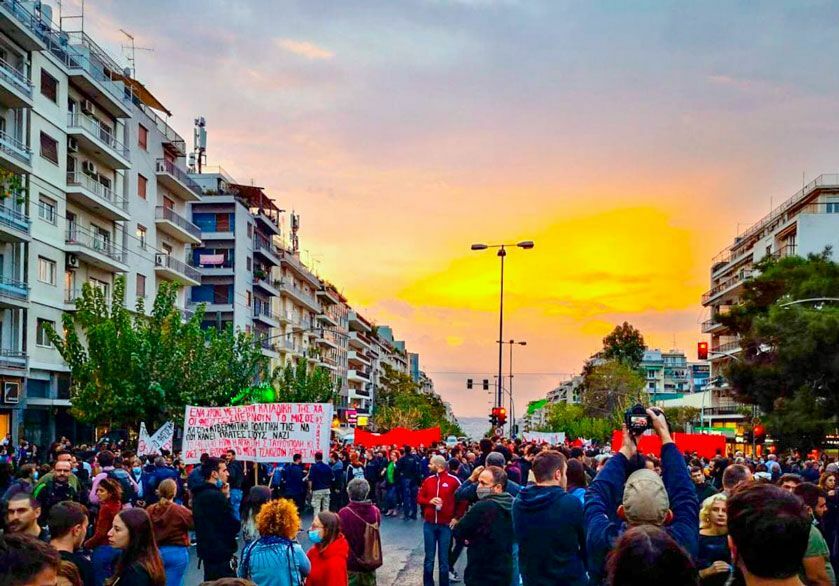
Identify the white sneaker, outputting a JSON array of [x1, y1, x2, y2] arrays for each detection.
[[449, 570, 461, 583]]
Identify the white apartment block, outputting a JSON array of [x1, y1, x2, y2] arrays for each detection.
[[700, 173, 839, 422], [640, 348, 690, 399], [0, 4, 200, 444], [546, 376, 582, 405]]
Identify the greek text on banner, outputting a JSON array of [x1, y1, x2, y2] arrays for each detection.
[[181, 403, 333, 464]]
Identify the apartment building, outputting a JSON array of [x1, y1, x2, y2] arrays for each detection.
[[640, 348, 690, 400], [273, 248, 320, 369], [700, 174, 839, 425], [0, 4, 200, 443], [347, 310, 374, 414], [546, 376, 583, 405]]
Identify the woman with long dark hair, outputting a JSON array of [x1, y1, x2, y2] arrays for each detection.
[[241, 485, 272, 546], [106, 508, 165, 586], [565, 459, 588, 504], [306, 511, 349, 586], [606, 525, 698, 586]]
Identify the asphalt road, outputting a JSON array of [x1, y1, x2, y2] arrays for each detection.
[[185, 512, 463, 586]]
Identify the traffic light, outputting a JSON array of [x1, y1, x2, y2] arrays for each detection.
[[482, 379, 489, 390], [697, 341, 709, 360], [497, 407, 507, 427], [743, 430, 753, 444], [489, 407, 498, 427], [467, 379, 473, 389]]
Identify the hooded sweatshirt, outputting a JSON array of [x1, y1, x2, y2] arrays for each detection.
[[306, 534, 350, 586], [191, 482, 241, 561], [453, 492, 514, 586], [512, 484, 587, 586]]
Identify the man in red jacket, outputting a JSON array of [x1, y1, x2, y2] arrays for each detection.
[[418, 455, 467, 586]]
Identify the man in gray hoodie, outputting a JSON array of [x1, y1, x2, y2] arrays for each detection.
[[453, 466, 514, 586]]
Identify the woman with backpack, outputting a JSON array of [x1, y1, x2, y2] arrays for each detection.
[[85, 478, 123, 586], [238, 497, 310, 586], [338, 478, 383, 586]]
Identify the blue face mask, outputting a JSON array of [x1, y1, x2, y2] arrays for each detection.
[[132, 467, 142, 475], [308, 529, 323, 544], [216, 478, 224, 488], [33, 471, 39, 481]]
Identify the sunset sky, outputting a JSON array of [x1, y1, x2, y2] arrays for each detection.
[[78, 1, 839, 417]]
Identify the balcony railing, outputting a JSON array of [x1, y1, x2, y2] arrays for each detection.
[[253, 299, 274, 320], [702, 269, 754, 304], [155, 206, 201, 239], [0, 349, 26, 370], [67, 171, 128, 211], [67, 112, 129, 159], [0, 56, 31, 97], [0, 275, 28, 301], [0, 204, 30, 235], [278, 279, 319, 308], [711, 340, 741, 354], [253, 234, 280, 257], [155, 254, 201, 282], [65, 225, 126, 263], [156, 159, 203, 197], [771, 243, 797, 259], [0, 129, 31, 165]]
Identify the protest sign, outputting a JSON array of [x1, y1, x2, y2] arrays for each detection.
[[182, 403, 333, 464], [522, 431, 566, 445], [137, 421, 175, 456]]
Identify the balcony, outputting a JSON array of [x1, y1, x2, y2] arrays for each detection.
[[278, 279, 320, 312], [154, 254, 201, 287], [317, 286, 340, 306], [348, 311, 371, 333], [253, 209, 280, 236], [0, 204, 30, 242], [138, 104, 186, 157], [253, 299, 279, 327], [702, 269, 754, 305], [155, 206, 201, 244], [771, 243, 797, 260], [66, 113, 130, 169], [155, 159, 202, 202], [65, 225, 128, 273], [711, 340, 741, 356], [0, 129, 31, 173], [0, 56, 32, 108], [63, 34, 132, 118], [348, 350, 370, 366], [0, 1, 48, 51], [318, 312, 338, 327], [253, 275, 280, 297], [349, 331, 372, 351], [348, 385, 371, 399], [701, 319, 726, 334], [66, 172, 130, 221], [280, 249, 320, 286], [0, 276, 27, 308], [190, 253, 234, 276], [259, 337, 279, 358], [0, 349, 27, 371], [253, 234, 281, 266]]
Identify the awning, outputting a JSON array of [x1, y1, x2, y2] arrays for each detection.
[[110, 72, 171, 116]]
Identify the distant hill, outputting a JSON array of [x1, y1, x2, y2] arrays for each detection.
[[457, 417, 491, 440]]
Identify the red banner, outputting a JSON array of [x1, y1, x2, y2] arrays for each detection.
[[610, 431, 726, 460], [355, 426, 442, 448]]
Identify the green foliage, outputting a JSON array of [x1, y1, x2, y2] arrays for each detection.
[[372, 365, 463, 437], [601, 322, 646, 368], [581, 359, 646, 423], [46, 276, 268, 430], [539, 402, 613, 443], [272, 358, 338, 403], [661, 407, 701, 432], [721, 251, 839, 450]]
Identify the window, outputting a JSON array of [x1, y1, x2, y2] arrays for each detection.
[[37, 257, 56, 285], [136, 274, 146, 298], [40, 70, 58, 102], [246, 257, 252, 272], [138, 124, 148, 150], [138, 174, 147, 199], [40, 132, 58, 164], [827, 198, 839, 214], [245, 290, 251, 307], [36, 319, 54, 346], [89, 278, 110, 301], [163, 196, 174, 210], [247, 223, 253, 238], [136, 225, 147, 249], [38, 196, 56, 224]]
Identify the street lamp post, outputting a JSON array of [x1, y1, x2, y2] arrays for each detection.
[[471, 241, 534, 408], [507, 340, 526, 437]]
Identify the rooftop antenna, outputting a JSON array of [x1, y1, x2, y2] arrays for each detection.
[[192, 117, 207, 174], [120, 29, 154, 78]]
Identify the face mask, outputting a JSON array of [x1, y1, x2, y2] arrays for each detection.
[[476, 486, 493, 500], [132, 467, 142, 475], [216, 478, 224, 488], [308, 529, 323, 544], [33, 471, 39, 481]]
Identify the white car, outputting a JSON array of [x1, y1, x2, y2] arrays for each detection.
[[445, 435, 458, 448]]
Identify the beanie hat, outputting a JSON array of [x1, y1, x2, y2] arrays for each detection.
[[622, 469, 669, 525]]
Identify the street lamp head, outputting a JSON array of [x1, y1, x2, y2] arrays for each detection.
[[518, 341, 527, 346], [517, 241, 535, 249], [471, 243, 489, 251]]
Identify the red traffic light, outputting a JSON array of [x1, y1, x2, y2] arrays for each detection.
[[697, 341, 709, 360]]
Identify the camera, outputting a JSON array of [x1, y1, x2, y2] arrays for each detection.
[[624, 404, 667, 436]]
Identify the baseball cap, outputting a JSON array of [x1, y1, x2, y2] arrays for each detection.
[[622, 469, 669, 525]]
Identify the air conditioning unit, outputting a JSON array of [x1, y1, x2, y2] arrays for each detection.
[[66, 254, 79, 269], [81, 160, 96, 176], [155, 253, 169, 267], [156, 160, 167, 173], [67, 137, 78, 152], [81, 99, 94, 115]]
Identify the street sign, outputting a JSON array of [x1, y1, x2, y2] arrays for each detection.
[[495, 427, 504, 436], [346, 409, 358, 425]]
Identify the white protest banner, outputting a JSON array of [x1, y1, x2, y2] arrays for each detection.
[[181, 403, 333, 464], [137, 421, 175, 456], [522, 431, 566, 445]]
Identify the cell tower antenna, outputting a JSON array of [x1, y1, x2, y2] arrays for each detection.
[[192, 117, 207, 174]]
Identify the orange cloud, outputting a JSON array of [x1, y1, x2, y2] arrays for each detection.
[[274, 38, 335, 60]]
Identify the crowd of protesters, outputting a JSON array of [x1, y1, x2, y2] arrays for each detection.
[[2, 412, 839, 586]]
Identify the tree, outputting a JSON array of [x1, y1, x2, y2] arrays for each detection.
[[720, 251, 839, 450], [538, 402, 613, 443], [372, 365, 463, 437], [601, 322, 646, 368], [580, 359, 646, 422], [272, 358, 338, 403], [47, 276, 268, 430], [661, 407, 701, 432]]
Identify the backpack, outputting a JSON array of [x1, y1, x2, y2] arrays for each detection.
[[346, 507, 383, 571], [107, 469, 136, 504]]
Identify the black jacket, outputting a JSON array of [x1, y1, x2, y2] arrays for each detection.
[[192, 482, 241, 561], [227, 460, 244, 490], [396, 454, 420, 483], [454, 493, 514, 586]]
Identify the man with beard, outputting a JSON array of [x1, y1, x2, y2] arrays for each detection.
[[5, 492, 48, 541], [33, 459, 80, 524], [48, 501, 94, 586]]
